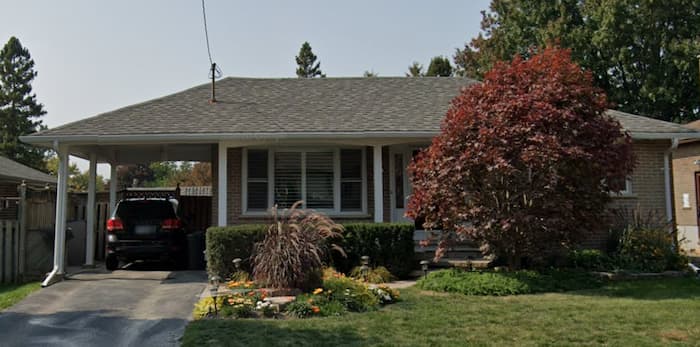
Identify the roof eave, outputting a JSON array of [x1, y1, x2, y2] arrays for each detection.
[[628, 132, 700, 140], [20, 131, 441, 146]]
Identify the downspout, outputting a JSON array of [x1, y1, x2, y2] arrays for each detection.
[[664, 138, 679, 224], [42, 141, 67, 287]]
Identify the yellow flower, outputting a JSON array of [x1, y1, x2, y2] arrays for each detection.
[[313, 288, 324, 295]]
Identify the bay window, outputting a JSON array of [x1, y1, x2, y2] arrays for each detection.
[[243, 148, 366, 213]]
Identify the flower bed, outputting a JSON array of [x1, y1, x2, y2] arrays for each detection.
[[193, 268, 400, 320]]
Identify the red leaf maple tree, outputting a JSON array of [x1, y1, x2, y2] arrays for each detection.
[[407, 47, 635, 268]]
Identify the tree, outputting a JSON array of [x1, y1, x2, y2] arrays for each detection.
[[0, 36, 47, 170], [407, 47, 635, 268], [454, 0, 700, 122], [363, 70, 378, 77], [45, 156, 105, 192], [406, 62, 424, 77], [295, 42, 325, 78], [426, 56, 453, 77]]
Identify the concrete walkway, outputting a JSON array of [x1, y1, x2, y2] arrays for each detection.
[[0, 268, 206, 347]]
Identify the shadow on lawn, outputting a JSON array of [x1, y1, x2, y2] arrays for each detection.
[[185, 319, 368, 347], [572, 277, 700, 300]]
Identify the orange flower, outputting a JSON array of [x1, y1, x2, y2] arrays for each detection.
[[313, 288, 323, 295], [247, 291, 255, 296], [311, 306, 320, 313], [307, 298, 314, 304]]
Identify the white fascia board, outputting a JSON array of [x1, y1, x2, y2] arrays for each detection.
[[19, 131, 440, 146], [629, 132, 700, 140]]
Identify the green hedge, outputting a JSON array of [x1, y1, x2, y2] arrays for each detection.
[[205, 224, 267, 278], [417, 268, 604, 296], [206, 222, 416, 279], [331, 223, 416, 279]]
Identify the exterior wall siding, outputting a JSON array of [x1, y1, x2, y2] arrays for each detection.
[[582, 140, 672, 249], [672, 141, 700, 253]]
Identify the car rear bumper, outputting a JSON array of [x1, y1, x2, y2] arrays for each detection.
[[107, 240, 184, 261]]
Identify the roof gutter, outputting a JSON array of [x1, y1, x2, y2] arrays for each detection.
[[21, 130, 700, 146], [20, 131, 440, 146]]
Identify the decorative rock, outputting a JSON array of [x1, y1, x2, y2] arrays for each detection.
[[265, 296, 296, 309]]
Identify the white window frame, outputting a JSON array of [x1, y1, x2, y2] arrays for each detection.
[[609, 177, 633, 197], [241, 146, 368, 216]]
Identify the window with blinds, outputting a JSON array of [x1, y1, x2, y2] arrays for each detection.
[[245, 148, 364, 213], [246, 149, 268, 210], [306, 152, 334, 209], [274, 152, 302, 209], [340, 149, 363, 211]]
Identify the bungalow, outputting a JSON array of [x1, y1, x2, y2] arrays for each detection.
[[20, 77, 700, 285]]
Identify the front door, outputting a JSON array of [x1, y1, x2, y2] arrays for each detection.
[[390, 148, 416, 222]]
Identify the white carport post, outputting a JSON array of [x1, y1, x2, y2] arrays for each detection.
[[373, 145, 383, 223], [42, 144, 69, 287], [109, 163, 117, 215], [84, 152, 97, 267], [217, 142, 227, 226]]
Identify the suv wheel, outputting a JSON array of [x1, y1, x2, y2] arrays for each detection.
[[105, 255, 119, 270]]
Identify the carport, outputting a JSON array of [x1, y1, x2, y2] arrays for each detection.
[[15, 137, 215, 286]]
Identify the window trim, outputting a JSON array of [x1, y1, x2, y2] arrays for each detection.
[[609, 177, 634, 197], [241, 146, 368, 216]]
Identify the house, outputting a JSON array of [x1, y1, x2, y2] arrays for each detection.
[[0, 155, 56, 220], [672, 120, 700, 255], [19, 77, 700, 285]]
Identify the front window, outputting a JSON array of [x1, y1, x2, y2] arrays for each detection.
[[244, 148, 365, 213]]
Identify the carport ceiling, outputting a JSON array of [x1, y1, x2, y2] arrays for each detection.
[[68, 143, 213, 164]]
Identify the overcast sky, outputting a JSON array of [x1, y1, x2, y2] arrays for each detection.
[[1, 0, 490, 176]]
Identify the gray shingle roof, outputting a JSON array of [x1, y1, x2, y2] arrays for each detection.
[[605, 109, 695, 136], [24, 77, 697, 140], [0, 156, 56, 184]]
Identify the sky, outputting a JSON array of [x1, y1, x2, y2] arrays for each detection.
[[1, 0, 490, 177]]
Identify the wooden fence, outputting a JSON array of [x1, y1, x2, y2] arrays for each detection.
[[0, 220, 20, 283]]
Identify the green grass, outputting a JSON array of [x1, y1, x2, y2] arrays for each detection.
[[182, 277, 700, 346], [0, 282, 40, 311]]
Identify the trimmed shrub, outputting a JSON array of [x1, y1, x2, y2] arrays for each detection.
[[618, 228, 688, 272], [207, 222, 416, 279], [206, 224, 266, 278], [333, 223, 415, 278], [350, 266, 395, 284], [567, 249, 612, 271], [417, 268, 603, 296]]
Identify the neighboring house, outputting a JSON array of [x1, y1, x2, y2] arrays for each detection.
[[19, 77, 700, 284], [0, 155, 56, 220], [672, 120, 700, 255]]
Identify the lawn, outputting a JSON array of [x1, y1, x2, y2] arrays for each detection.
[[182, 277, 700, 346], [0, 282, 40, 311]]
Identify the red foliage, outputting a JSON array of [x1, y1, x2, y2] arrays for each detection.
[[407, 47, 635, 267]]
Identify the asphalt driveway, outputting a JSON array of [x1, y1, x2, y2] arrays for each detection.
[[0, 268, 206, 347]]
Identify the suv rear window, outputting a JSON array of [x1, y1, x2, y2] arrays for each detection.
[[115, 200, 177, 221]]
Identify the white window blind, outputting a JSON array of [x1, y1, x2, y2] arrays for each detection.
[[306, 152, 334, 209], [274, 152, 302, 208]]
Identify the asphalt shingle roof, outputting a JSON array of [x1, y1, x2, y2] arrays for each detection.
[[26, 77, 696, 139], [0, 156, 56, 184]]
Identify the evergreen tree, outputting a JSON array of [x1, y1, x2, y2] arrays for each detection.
[[426, 56, 453, 77], [295, 42, 325, 78], [363, 70, 378, 77], [0, 36, 47, 170], [406, 62, 424, 77]]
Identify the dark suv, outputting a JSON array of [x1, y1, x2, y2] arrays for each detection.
[[105, 198, 187, 270]]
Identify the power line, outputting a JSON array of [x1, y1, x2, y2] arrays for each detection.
[[201, 0, 222, 79], [201, 0, 213, 65]]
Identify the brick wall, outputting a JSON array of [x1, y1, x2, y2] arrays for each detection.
[[672, 141, 700, 227], [582, 139, 672, 249], [672, 141, 700, 252]]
